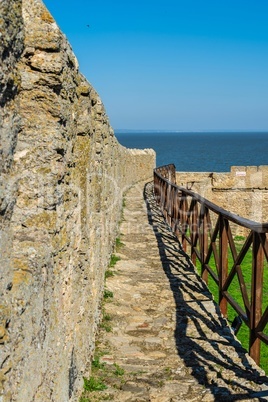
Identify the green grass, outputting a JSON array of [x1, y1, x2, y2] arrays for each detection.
[[102, 312, 111, 321], [103, 289, 113, 299], [100, 306, 112, 332], [92, 355, 105, 370], [105, 238, 123, 278], [113, 363, 125, 376], [109, 254, 120, 268], [105, 269, 114, 279], [100, 322, 112, 332], [79, 230, 125, 400], [80, 350, 126, 399], [79, 397, 91, 402], [83, 376, 107, 392], [195, 235, 268, 374], [115, 237, 124, 249]]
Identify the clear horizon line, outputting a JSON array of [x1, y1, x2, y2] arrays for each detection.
[[114, 128, 268, 133]]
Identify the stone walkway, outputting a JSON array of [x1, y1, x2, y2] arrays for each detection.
[[80, 181, 268, 402]]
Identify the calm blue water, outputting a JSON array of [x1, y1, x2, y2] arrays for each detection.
[[115, 131, 268, 172]]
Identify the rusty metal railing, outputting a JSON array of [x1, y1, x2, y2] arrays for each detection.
[[154, 163, 268, 366]]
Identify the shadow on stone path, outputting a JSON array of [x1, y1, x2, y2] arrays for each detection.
[[81, 181, 268, 402], [144, 182, 268, 401]]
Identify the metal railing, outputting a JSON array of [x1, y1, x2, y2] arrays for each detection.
[[154, 163, 268, 366]]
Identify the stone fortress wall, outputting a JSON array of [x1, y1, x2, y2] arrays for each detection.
[[0, 1, 155, 401], [177, 166, 268, 230]]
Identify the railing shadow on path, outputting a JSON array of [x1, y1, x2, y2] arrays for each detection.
[[143, 181, 268, 402]]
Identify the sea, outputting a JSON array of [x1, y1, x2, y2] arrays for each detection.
[[115, 131, 268, 172]]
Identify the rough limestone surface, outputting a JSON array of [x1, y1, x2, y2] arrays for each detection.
[[0, 1, 155, 401], [176, 167, 268, 223], [80, 181, 268, 401], [176, 168, 268, 236]]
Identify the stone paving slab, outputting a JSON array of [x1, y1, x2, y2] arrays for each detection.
[[80, 181, 268, 402]]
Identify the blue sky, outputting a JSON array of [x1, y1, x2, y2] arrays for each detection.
[[43, 0, 268, 131]]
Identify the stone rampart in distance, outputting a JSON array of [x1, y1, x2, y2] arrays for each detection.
[[177, 165, 268, 226], [0, 1, 155, 401]]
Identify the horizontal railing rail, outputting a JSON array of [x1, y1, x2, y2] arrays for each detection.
[[154, 163, 268, 366]]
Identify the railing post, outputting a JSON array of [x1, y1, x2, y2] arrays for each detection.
[[219, 216, 228, 317], [164, 181, 169, 221], [191, 200, 198, 265], [168, 166, 172, 183], [250, 232, 264, 365], [170, 186, 176, 232], [154, 172, 159, 203], [181, 193, 187, 252], [174, 188, 180, 239], [153, 164, 268, 365], [167, 181, 172, 226], [171, 164, 176, 184], [161, 179, 166, 213], [201, 204, 208, 284]]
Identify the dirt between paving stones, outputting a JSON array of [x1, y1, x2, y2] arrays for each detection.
[[80, 181, 268, 402]]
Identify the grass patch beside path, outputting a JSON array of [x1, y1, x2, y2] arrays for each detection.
[[109, 254, 120, 268], [79, 233, 124, 401], [195, 235, 268, 374]]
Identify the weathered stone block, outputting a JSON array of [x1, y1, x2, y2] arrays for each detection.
[[0, 1, 155, 401]]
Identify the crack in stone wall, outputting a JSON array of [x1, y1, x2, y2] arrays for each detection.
[[0, 1, 155, 401]]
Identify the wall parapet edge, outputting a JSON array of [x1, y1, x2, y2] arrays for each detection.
[[0, 1, 155, 401], [176, 165, 268, 225]]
